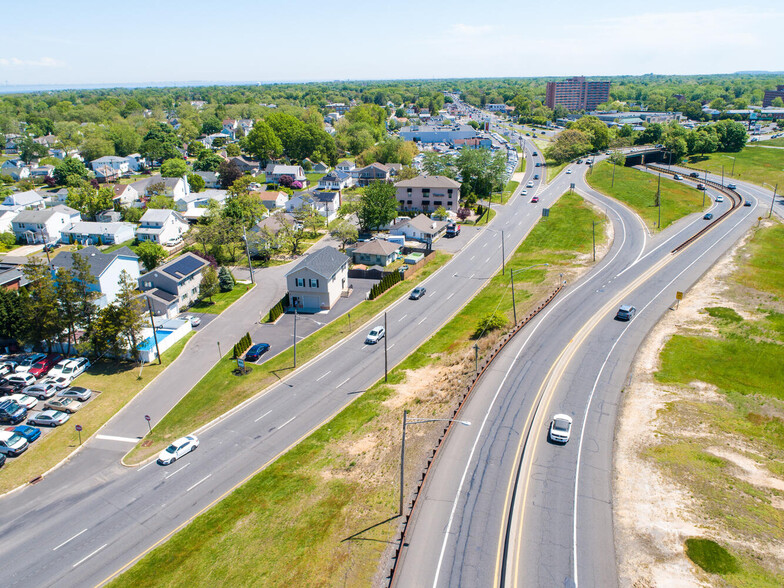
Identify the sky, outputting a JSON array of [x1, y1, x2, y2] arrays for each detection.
[[2, 0, 783, 89]]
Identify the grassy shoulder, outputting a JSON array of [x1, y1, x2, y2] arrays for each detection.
[[0, 333, 194, 495], [501, 180, 519, 204], [545, 160, 569, 181], [125, 251, 452, 463], [588, 160, 706, 231], [687, 146, 784, 191], [645, 221, 784, 585], [190, 283, 254, 314], [111, 192, 605, 588]]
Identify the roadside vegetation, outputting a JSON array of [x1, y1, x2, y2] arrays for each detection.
[[112, 191, 606, 587], [687, 145, 784, 191]]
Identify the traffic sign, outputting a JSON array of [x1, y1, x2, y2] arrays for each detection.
[[542, 208, 550, 217], [676, 291, 683, 300], [237, 358, 245, 370], [144, 414, 151, 422], [75, 424, 82, 431]]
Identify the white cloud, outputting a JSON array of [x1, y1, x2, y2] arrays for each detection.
[[0, 56, 62, 68], [451, 23, 494, 36]]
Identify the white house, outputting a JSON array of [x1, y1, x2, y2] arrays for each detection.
[[285, 246, 350, 313], [260, 191, 288, 211], [50, 246, 140, 307], [317, 170, 353, 191], [11, 205, 81, 244], [2, 190, 46, 211], [61, 221, 135, 246], [175, 189, 229, 221], [135, 209, 190, 245], [389, 214, 448, 245], [0, 209, 19, 233], [1, 159, 30, 181], [91, 155, 130, 176], [125, 153, 146, 172], [193, 171, 220, 188], [130, 175, 190, 201], [335, 160, 356, 173], [112, 183, 139, 207], [265, 164, 307, 185], [30, 165, 55, 180], [312, 191, 342, 222]]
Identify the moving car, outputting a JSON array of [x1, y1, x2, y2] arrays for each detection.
[[5, 424, 41, 443], [410, 287, 426, 300], [245, 343, 271, 362], [157, 435, 199, 465], [689, 172, 700, 178], [615, 305, 637, 321], [566, 169, 572, 174], [672, 174, 682, 180], [27, 409, 70, 427], [704, 213, 714, 220], [0, 430, 28, 456], [44, 397, 82, 413], [526, 181, 534, 188], [549, 414, 573, 443], [0, 400, 27, 425], [697, 183, 706, 190], [715, 195, 724, 202], [531, 196, 539, 203], [521, 190, 528, 196], [365, 326, 385, 345], [727, 183, 737, 190], [58, 386, 93, 402], [744, 200, 752, 207]]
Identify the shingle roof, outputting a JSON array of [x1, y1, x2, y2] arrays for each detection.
[[140, 209, 187, 224], [13, 206, 77, 224], [394, 175, 461, 189], [51, 246, 138, 278], [154, 252, 209, 280], [286, 246, 349, 279], [313, 191, 339, 203], [404, 214, 448, 234], [352, 239, 400, 256], [62, 221, 134, 235]]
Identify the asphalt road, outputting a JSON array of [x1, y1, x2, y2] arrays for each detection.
[[0, 145, 557, 587], [392, 160, 764, 587]]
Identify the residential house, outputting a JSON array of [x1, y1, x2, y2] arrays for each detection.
[[4, 134, 20, 154], [30, 165, 55, 180], [389, 214, 448, 245], [193, 170, 220, 188], [125, 153, 147, 172], [93, 164, 121, 183], [0, 255, 29, 291], [135, 209, 189, 245], [326, 103, 350, 115], [311, 191, 342, 222], [11, 205, 80, 244], [111, 183, 139, 207], [222, 119, 238, 139], [312, 161, 330, 173], [1, 159, 30, 181], [251, 212, 296, 237], [318, 169, 353, 191], [51, 188, 70, 203], [265, 164, 307, 186], [61, 221, 135, 246], [238, 119, 254, 136], [260, 190, 288, 211], [353, 162, 391, 187], [96, 210, 122, 223], [285, 246, 350, 313], [33, 134, 58, 148], [91, 155, 131, 176], [230, 156, 260, 176], [49, 147, 82, 160], [50, 246, 140, 306], [175, 189, 229, 221], [138, 252, 209, 317], [350, 239, 401, 267], [130, 174, 189, 201], [200, 132, 232, 148], [0, 209, 19, 233], [2, 190, 47, 211], [394, 175, 461, 213], [335, 160, 356, 173]]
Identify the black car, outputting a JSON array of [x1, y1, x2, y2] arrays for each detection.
[[744, 200, 752, 206], [704, 213, 714, 220], [245, 343, 270, 362], [689, 172, 700, 178], [615, 305, 637, 321], [0, 400, 27, 425], [410, 287, 426, 300]]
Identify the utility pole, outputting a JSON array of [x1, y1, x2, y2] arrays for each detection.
[[511, 270, 517, 325], [656, 172, 662, 228], [611, 160, 616, 187], [769, 184, 778, 218], [242, 226, 255, 284], [721, 165, 724, 187], [592, 221, 596, 262], [399, 409, 407, 515], [384, 312, 388, 382], [501, 229, 505, 275], [293, 307, 297, 368], [145, 296, 162, 365], [474, 343, 479, 373]]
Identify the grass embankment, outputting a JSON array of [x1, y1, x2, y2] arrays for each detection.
[[756, 137, 784, 147], [545, 160, 569, 180], [190, 283, 253, 314], [687, 146, 784, 190], [588, 160, 706, 231], [647, 222, 784, 586], [111, 192, 605, 588], [0, 333, 194, 494], [501, 180, 519, 204], [125, 251, 452, 463]]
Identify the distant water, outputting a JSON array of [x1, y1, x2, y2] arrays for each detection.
[[0, 79, 326, 95]]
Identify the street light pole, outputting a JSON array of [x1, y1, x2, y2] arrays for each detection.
[[501, 229, 505, 275], [592, 220, 596, 262], [769, 183, 778, 218], [656, 172, 661, 228], [242, 227, 255, 285], [145, 296, 162, 365], [474, 343, 479, 373], [510, 263, 550, 324], [384, 312, 388, 383], [293, 307, 297, 368]]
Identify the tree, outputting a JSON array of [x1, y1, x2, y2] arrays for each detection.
[[136, 241, 167, 271], [122, 206, 144, 222], [358, 182, 398, 232], [147, 194, 176, 209], [71, 252, 100, 332], [607, 151, 627, 167], [329, 219, 358, 249], [199, 266, 220, 302], [636, 123, 664, 145], [17, 136, 50, 164], [108, 122, 141, 156], [571, 115, 611, 151], [21, 259, 61, 350], [244, 121, 283, 162], [455, 148, 506, 199], [544, 129, 592, 164], [714, 119, 748, 152], [160, 158, 188, 178], [224, 176, 265, 227], [81, 136, 116, 162], [53, 157, 88, 186], [66, 184, 114, 220], [225, 143, 241, 157], [114, 270, 146, 361], [773, 97, 784, 108], [194, 151, 224, 172], [276, 222, 307, 255], [218, 160, 243, 189], [218, 266, 235, 292], [140, 123, 181, 162], [397, 165, 418, 180], [295, 205, 325, 236], [422, 152, 454, 178], [187, 172, 205, 193], [433, 205, 448, 219], [664, 135, 688, 162]]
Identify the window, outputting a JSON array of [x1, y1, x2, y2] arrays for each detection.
[[399, 201, 405, 207], [295, 278, 305, 287], [309, 278, 319, 288], [448, 189, 453, 195], [407, 200, 413, 205], [422, 200, 430, 206], [448, 201, 453, 206], [406, 188, 412, 194], [434, 201, 442, 206], [143, 281, 152, 288]]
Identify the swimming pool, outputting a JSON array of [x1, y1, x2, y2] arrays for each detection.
[[138, 329, 175, 351]]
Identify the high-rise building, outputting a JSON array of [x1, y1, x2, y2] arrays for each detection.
[[763, 85, 784, 107], [545, 77, 610, 111]]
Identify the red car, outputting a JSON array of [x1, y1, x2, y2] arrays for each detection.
[[531, 196, 539, 203], [28, 354, 62, 378]]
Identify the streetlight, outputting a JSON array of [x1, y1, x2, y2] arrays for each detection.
[[510, 263, 549, 324], [763, 182, 778, 218], [399, 409, 471, 515], [486, 228, 506, 275], [241, 227, 255, 285]]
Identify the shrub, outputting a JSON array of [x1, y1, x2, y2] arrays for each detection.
[[684, 538, 739, 575], [368, 270, 402, 300], [218, 266, 235, 292], [267, 293, 290, 322], [474, 311, 507, 338]]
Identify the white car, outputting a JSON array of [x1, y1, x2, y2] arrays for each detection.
[[38, 374, 73, 390], [0, 394, 38, 410], [0, 430, 28, 456], [521, 190, 528, 196], [549, 414, 573, 443], [715, 195, 724, 203], [157, 435, 199, 465], [14, 354, 45, 373], [164, 236, 183, 247], [49, 357, 90, 380], [566, 169, 572, 174], [365, 326, 386, 345], [185, 315, 201, 327], [5, 373, 35, 388]]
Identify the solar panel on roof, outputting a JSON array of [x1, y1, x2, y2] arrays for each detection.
[[162, 255, 204, 278]]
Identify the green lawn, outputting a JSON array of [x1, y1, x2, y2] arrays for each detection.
[[305, 172, 325, 187], [545, 160, 569, 181], [687, 146, 784, 191], [111, 191, 603, 588], [501, 180, 519, 204], [518, 157, 527, 173], [757, 137, 784, 147], [587, 160, 706, 231], [101, 239, 136, 254], [190, 283, 254, 314]]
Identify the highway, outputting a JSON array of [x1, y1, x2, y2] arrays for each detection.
[[392, 156, 764, 587], [0, 140, 555, 586]]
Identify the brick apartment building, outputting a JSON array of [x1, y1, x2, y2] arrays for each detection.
[[545, 76, 610, 111], [763, 85, 784, 107]]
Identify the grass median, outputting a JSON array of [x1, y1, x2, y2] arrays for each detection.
[[687, 146, 784, 191], [0, 333, 194, 495], [111, 191, 606, 588], [501, 180, 519, 204], [125, 251, 452, 464], [588, 160, 706, 231]]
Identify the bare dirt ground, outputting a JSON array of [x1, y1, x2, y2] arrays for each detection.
[[614, 224, 784, 586]]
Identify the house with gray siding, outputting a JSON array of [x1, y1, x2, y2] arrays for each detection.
[[285, 246, 349, 313], [138, 252, 210, 317]]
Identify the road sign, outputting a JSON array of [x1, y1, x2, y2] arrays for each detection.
[[570, 183, 575, 189], [676, 291, 683, 300], [75, 424, 82, 431], [542, 208, 550, 217], [144, 414, 151, 422], [237, 358, 245, 370]]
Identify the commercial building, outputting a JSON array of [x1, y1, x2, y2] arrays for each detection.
[[763, 85, 784, 108], [399, 124, 477, 144], [545, 77, 610, 111], [394, 175, 461, 214]]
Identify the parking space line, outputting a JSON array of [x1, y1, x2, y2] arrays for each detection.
[[254, 410, 272, 423], [54, 528, 87, 551], [187, 474, 212, 493], [164, 463, 190, 479], [316, 370, 331, 382], [277, 416, 296, 431], [72, 543, 107, 568]]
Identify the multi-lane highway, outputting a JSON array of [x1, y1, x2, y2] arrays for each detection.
[[392, 158, 764, 587]]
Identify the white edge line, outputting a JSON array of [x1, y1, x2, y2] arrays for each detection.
[[72, 543, 107, 568], [53, 528, 88, 551], [187, 474, 212, 493]]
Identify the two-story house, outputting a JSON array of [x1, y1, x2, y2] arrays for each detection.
[[312, 191, 342, 222], [112, 183, 140, 207], [265, 164, 307, 186], [2, 190, 47, 211], [135, 209, 190, 245], [1, 159, 30, 181], [353, 163, 392, 187], [175, 189, 229, 221], [317, 170, 353, 191], [130, 175, 189, 201], [50, 246, 140, 307], [91, 155, 131, 177], [260, 190, 289, 211], [230, 156, 261, 176], [394, 175, 461, 213], [285, 246, 349, 313], [61, 221, 135, 246], [138, 252, 210, 317], [11, 205, 81, 244]]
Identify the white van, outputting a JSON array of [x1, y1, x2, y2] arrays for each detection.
[[0, 430, 28, 456]]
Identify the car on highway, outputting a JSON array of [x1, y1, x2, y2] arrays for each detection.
[[672, 174, 682, 180], [5, 424, 41, 443], [27, 409, 70, 427], [410, 286, 426, 300], [727, 183, 737, 190], [245, 343, 270, 362], [704, 213, 714, 220], [57, 386, 93, 402], [549, 414, 573, 443], [531, 196, 539, 203], [521, 190, 528, 196], [365, 326, 385, 345], [689, 172, 700, 178], [526, 181, 534, 188], [0, 430, 28, 456], [566, 169, 572, 174], [44, 397, 82, 413], [697, 183, 706, 190], [615, 305, 637, 321], [0, 393, 38, 410], [744, 200, 752, 206], [157, 435, 199, 465]]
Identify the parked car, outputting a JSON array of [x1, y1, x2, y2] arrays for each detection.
[[37, 375, 72, 390], [245, 343, 270, 362], [28, 354, 62, 378], [49, 357, 89, 380], [14, 353, 46, 373], [615, 305, 637, 321], [5, 424, 41, 443], [410, 287, 426, 300], [0, 363, 15, 377], [185, 315, 201, 327], [0, 453, 5, 468], [164, 236, 183, 247], [445, 223, 461, 237], [0, 430, 28, 456], [4, 373, 36, 389], [0, 400, 27, 425], [549, 414, 573, 443], [365, 326, 386, 345], [44, 398, 82, 414], [27, 410, 70, 427], [157, 435, 199, 465], [704, 213, 714, 220], [58, 386, 93, 402], [0, 394, 38, 410]]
